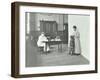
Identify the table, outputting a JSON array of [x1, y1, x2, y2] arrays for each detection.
[[43, 41, 64, 52]]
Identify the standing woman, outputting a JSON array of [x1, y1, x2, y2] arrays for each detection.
[[72, 26, 81, 55]]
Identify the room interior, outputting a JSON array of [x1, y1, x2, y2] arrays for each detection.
[[25, 12, 89, 67], [26, 13, 68, 46]]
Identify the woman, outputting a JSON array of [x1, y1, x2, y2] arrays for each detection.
[[72, 26, 81, 55]]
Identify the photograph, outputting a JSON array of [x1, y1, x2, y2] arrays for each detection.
[[11, 2, 97, 78], [25, 12, 89, 67]]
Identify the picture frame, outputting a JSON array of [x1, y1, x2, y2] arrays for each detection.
[[11, 2, 98, 78]]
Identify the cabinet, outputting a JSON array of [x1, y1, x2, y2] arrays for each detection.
[[40, 20, 58, 38]]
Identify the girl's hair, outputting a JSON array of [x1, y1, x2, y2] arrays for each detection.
[[73, 25, 77, 29], [70, 36, 74, 39]]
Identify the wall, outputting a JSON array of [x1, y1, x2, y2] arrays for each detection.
[[36, 13, 62, 30], [29, 13, 68, 42], [31, 13, 68, 31], [68, 15, 90, 60], [0, 0, 100, 80]]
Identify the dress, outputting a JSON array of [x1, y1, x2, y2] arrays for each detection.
[[73, 30, 81, 54], [69, 36, 75, 55], [37, 35, 50, 51]]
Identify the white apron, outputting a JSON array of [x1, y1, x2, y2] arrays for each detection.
[[37, 35, 50, 51], [37, 35, 48, 47], [73, 30, 81, 54]]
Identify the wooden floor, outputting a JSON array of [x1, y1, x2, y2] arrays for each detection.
[[26, 39, 89, 67]]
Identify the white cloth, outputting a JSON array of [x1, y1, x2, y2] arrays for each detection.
[[37, 35, 50, 51], [73, 30, 81, 54]]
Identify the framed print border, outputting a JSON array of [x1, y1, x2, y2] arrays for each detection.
[[11, 2, 98, 78]]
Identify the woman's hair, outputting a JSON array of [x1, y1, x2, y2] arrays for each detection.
[[73, 25, 77, 29]]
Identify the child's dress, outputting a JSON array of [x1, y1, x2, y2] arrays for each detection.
[[69, 36, 75, 55]]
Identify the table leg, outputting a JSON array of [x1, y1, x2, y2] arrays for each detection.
[[61, 43, 62, 52], [44, 43, 47, 54], [58, 43, 62, 52]]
